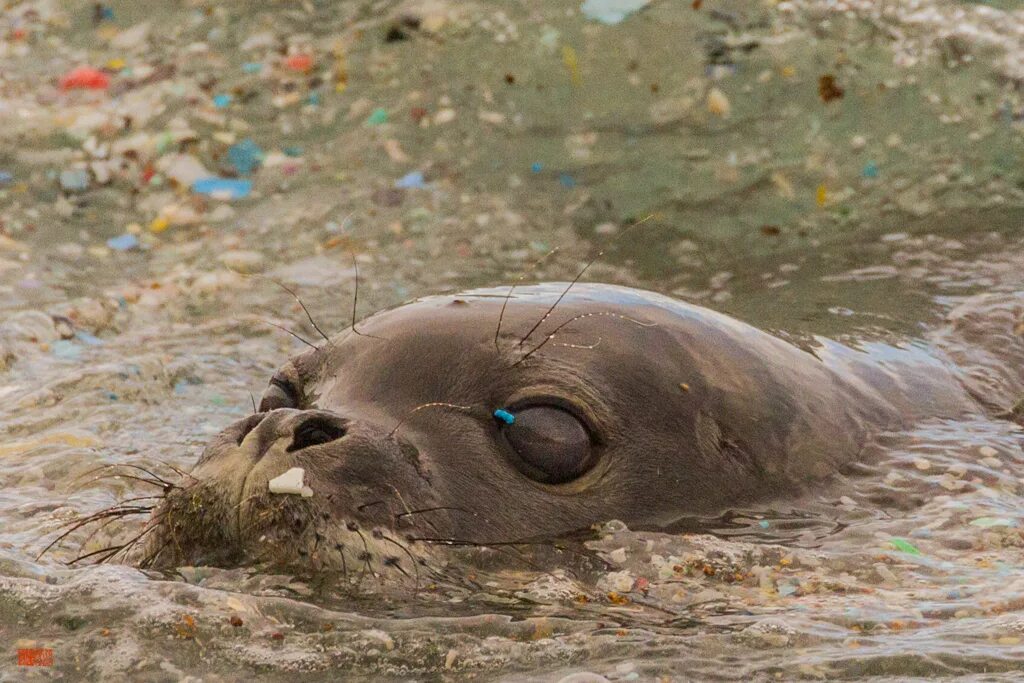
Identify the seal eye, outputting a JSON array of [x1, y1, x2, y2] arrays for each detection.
[[502, 406, 594, 484], [259, 377, 299, 412]]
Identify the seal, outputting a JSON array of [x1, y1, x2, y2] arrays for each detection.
[[144, 282, 989, 571]]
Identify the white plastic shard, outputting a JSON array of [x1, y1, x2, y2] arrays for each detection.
[[268, 467, 314, 497]]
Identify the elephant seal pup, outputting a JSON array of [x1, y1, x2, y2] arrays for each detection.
[[144, 283, 979, 570]]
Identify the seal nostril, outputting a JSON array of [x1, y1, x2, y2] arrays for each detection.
[[236, 412, 267, 445], [287, 417, 347, 452]]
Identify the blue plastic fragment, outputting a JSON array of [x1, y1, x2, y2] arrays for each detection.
[[530, 162, 543, 173], [227, 139, 263, 176], [192, 177, 252, 199], [493, 408, 516, 425], [242, 62, 263, 73], [395, 171, 426, 189], [213, 93, 232, 108], [106, 234, 139, 251], [74, 331, 104, 346], [559, 173, 576, 188], [862, 161, 879, 178], [51, 340, 82, 360], [581, 0, 649, 25], [0, 171, 12, 184]]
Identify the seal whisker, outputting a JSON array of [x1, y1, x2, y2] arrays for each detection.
[[387, 402, 476, 439], [514, 312, 656, 367], [36, 506, 155, 561], [72, 473, 176, 492], [258, 276, 331, 343], [249, 317, 319, 350], [350, 251, 387, 341], [377, 532, 421, 592], [72, 463, 177, 490], [494, 246, 560, 352], [516, 214, 654, 349]]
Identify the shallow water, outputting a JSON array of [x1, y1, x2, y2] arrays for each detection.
[[3, 0, 1024, 680]]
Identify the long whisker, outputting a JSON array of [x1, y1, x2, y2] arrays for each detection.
[[377, 532, 421, 593], [72, 463, 176, 489], [350, 251, 386, 341], [71, 473, 175, 492], [395, 506, 472, 523], [387, 402, 476, 438], [515, 312, 655, 366], [494, 247, 560, 352], [36, 506, 154, 561], [250, 318, 319, 350], [263, 277, 331, 343], [517, 214, 655, 348]]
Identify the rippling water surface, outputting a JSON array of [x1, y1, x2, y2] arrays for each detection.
[[2, 0, 1024, 679]]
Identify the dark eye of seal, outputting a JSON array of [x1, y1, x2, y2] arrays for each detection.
[[501, 405, 595, 484], [259, 376, 299, 412]]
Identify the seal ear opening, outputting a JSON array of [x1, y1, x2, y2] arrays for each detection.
[[695, 410, 761, 477]]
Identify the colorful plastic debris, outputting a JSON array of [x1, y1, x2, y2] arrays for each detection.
[[227, 139, 264, 176], [581, 0, 650, 25], [106, 234, 140, 251], [395, 171, 426, 189], [59, 66, 110, 91], [192, 177, 253, 200]]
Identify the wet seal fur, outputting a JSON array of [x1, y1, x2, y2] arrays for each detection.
[[145, 283, 1007, 572]]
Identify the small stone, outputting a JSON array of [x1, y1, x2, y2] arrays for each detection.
[[433, 108, 456, 124], [707, 88, 730, 117], [219, 250, 265, 273], [59, 168, 90, 192]]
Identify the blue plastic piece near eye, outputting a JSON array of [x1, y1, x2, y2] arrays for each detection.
[[493, 408, 515, 425]]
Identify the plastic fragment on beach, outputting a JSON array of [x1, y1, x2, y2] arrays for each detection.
[[227, 139, 264, 176], [888, 538, 921, 555], [531, 162, 544, 173], [395, 171, 426, 189], [51, 340, 82, 360], [562, 46, 581, 85], [366, 107, 388, 125], [970, 517, 1017, 528], [213, 93, 232, 108], [707, 88, 730, 117], [581, 0, 650, 24], [60, 66, 110, 91], [818, 74, 844, 102], [59, 169, 90, 191], [862, 161, 879, 178], [559, 173, 577, 188], [285, 53, 314, 72], [75, 331, 103, 345], [106, 234, 139, 251], [269, 467, 314, 497], [0, 171, 12, 184], [192, 177, 252, 200], [815, 184, 827, 207]]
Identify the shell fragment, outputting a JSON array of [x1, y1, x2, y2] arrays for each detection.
[[268, 467, 314, 497]]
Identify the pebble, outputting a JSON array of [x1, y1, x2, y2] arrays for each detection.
[[219, 250, 265, 273], [707, 88, 731, 117], [59, 169, 90, 192]]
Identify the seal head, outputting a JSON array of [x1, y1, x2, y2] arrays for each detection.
[[148, 283, 900, 569]]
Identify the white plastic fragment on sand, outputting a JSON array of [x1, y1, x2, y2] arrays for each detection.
[[580, 0, 649, 25], [268, 467, 313, 497]]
